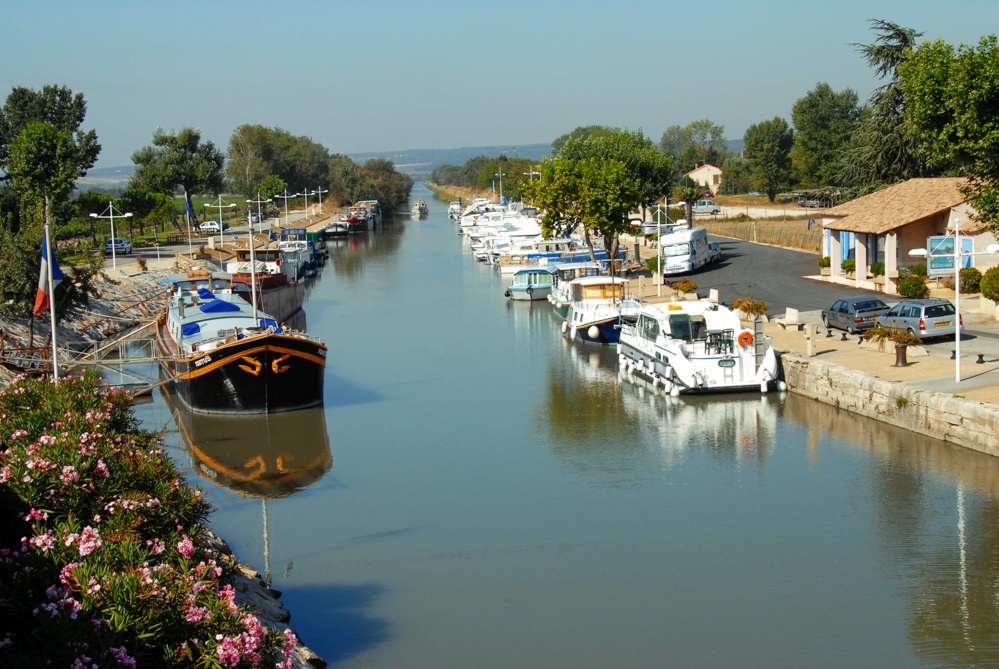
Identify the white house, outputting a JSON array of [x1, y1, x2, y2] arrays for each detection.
[[684, 164, 722, 193]]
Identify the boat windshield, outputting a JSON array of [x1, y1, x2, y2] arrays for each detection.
[[662, 243, 690, 257]]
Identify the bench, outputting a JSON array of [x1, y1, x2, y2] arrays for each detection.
[[775, 307, 801, 330]]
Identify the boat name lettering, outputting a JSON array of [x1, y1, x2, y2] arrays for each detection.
[[718, 358, 736, 368], [194, 355, 212, 367]]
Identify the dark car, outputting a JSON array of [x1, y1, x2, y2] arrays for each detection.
[[821, 296, 890, 333], [708, 241, 721, 263], [876, 298, 963, 340]]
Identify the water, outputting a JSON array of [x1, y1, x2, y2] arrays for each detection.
[[134, 185, 999, 668]]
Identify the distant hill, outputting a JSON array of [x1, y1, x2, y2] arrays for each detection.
[[77, 143, 553, 188], [348, 144, 552, 180]]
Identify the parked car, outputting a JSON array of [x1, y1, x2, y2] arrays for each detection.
[[105, 238, 132, 255], [708, 241, 721, 264], [876, 298, 963, 340], [691, 199, 721, 215], [199, 220, 229, 234], [821, 296, 890, 333]]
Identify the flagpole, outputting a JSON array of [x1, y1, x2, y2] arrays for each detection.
[[44, 222, 59, 381]]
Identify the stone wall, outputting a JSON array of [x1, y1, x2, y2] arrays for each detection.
[[781, 353, 999, 457]]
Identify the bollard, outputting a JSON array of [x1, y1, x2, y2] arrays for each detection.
[[977, 354, 986, 364], [804, 323, 817, 357], [841, 332, 848, 341], [826, 329, 833, 338]]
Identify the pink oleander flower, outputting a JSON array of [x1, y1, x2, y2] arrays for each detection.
[[10, 429, 28, 440], [177, 535, 195, 559], [0, 465, 10, 484], [110, 646, 136, 668], [146, 538, 165, 555], [60, 465, 79, 485], [28, 530, 56, 553], [25, 508, 48, 522]]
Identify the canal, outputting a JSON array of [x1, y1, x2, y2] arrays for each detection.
[[135, 183, 999, 668]]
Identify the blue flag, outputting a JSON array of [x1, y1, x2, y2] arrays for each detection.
[[807, 217, 816, 230]]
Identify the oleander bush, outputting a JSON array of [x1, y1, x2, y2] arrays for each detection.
[[981, 266, 999, 302], [897, 274, 930, 298], [863, 324, 922, 349], [910, 262, 927, 277], [0, 371, 295, 668]]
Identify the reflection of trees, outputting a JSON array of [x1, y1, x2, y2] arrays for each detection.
[[781, 393, 999, 663], [542, 345, 642, 472], [325, 214, 405, 280]]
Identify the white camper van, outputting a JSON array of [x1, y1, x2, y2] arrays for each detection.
[[660, 226, 710, 275]]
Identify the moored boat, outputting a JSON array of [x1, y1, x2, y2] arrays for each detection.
[[562, 275, 642, 345], [505, 266, 556, 301], [617, 300, 782, 395], [156, 269, 326, 414], [412, 199, 429, 218], [548, 261, 602, 319]]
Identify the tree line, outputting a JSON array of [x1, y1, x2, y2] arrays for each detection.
[[437, 20, 999, 229], [0, 90, 413, 332]]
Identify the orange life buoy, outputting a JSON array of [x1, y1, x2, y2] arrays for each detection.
[[738, 331, 753, 348]]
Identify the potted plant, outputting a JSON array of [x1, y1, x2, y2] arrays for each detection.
[[673, 278, 698, 299], [841, 257, 856, 277], [731, 296, 767, 321], [818, 256, 831, 276], [862, 325, 921, 367]]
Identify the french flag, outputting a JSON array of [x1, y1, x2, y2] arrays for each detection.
[[33, 230, 64, 316]]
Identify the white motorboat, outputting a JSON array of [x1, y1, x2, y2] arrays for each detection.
[[562, 275, 642, 345], [548, 261, 603, 319], [617, 300, 783, 395], [505, 266, 555, 301]]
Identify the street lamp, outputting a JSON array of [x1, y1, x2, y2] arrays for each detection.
[[314, 186, 328, 215], [495, 169, 505, 201], [297, 189, 317, 222], [246, 193, 272, 323], [274, 189, 295, 231], [524, 167, 540, 182], [204, 196, 236, 249], [909, 216, 999, 383], [90, 204, 132, 271]]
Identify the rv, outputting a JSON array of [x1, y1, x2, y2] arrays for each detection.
[[660, 226, 710, 275]]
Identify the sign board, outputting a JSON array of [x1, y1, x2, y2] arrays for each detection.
[[926, 236, 955, 278]]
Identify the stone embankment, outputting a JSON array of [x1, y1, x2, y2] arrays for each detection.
[[780, 353, 999, 456]]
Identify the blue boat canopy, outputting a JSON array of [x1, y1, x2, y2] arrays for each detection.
[[197, 287, 215, 300], [200, 299, 241, 313], [181, 323, 201, 337]]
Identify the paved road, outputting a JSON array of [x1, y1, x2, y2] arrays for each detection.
[[693, 235, 999, 363]]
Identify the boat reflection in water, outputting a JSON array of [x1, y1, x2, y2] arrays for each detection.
[[167, 388, 332, 498]]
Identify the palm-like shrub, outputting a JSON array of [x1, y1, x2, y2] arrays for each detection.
[[731, 297, 768, 318]]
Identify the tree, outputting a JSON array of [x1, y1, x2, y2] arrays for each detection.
[[226, 124, 270, 196], [0, 85, 100, 184], [790, 83, 861, 187], [744, 117, 795, 202], [558, 129, 673, 218], [0, 85, 101, 235], [551, 125, 616, 156], [899, 35, 999, 229], [8, 122, 82, 235], [130, 127, 225, 225], [659, 120, 727, 180], [525, 156, 639, 266], [840, 20, 932, 191], [674, 184, 703, 224]]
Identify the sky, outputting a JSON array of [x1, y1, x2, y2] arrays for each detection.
[[4, 0, 998, 169]]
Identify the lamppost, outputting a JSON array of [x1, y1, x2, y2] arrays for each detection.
[[495, 169, 505, 201], [297, 189, 317, 222], [274, 189, 295, 231], [245, 193, 272, 323], [314, 186, 328, 215], [524, 167, 540, 182], [204, 196, 236, 249], [90, 204, 132, 271], [909, 216, 999, 383]]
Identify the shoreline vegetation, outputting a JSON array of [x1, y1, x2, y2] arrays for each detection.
[[0, 279, 327, 666]]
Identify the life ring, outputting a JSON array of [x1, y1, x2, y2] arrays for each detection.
[[738, 331, 753, 348]]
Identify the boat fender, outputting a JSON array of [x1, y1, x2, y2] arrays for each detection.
[[738, 331, 753, 348], [587, 325, 600, 340], [561, 321, 568, 334], [526, 287, 533, 297], [760, 380, 768, 394], [570, 326, 578, 340], [504, 290, 511, 298]]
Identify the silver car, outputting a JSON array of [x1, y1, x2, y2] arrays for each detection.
[[877, 299, 963, 340], [821, 296, 889, 333]]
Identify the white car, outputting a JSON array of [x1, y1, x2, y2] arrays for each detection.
[[199, 220, 227, 234], [708, 241, 721, 263], [691, 200, 721, 215], [105, 238, 131, 255]]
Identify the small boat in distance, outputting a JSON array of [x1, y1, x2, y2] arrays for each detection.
[[412, 199, 429, 218], [156, 269, 326, 414]]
